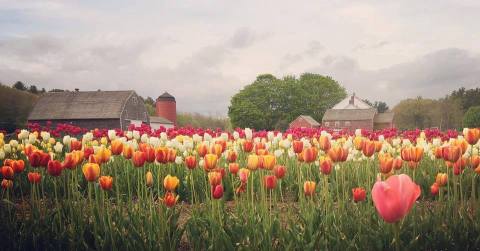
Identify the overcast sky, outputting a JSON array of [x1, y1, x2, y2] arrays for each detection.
[[1, 0, 479, 116]]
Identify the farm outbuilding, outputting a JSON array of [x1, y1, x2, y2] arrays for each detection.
[[289, 115, 321, 129], [28, 90, 150, 130]]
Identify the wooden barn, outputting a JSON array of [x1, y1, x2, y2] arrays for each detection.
[[322, 94, 394, 131], [28, 90, 150, 130], [289, 115, 321, 129]]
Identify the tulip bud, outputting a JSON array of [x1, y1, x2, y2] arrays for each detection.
[[352, 187, 366, 202], [146, 171, 154, 187], [99, 176, 113, 190], [303, 181, 316, 196], [264, 175, 277, 190], [212, 184, 224, 199], [430, 183, 439, 196]]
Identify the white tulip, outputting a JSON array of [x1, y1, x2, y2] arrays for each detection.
[[54, 142, 63, 153], [245, 128, 253, 140]]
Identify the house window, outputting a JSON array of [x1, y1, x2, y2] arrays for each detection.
[[334, 121, 340, 127], [324, 121, 330, 127], [132, 96, 138, 105]]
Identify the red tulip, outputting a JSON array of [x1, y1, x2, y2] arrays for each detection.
[[212, 184, 224, 199], [264, 175, 277, 190], [226, 150, 237, 163], [362, 140, 375, 157], [1, 166, 14, 179], [163, 191, 178, 207], [185, 155, 197, 169], [442, 146, 461, 163], [372, 174, 421, 223], [242, 140, 254, 153], [11, 160, 25, 173], [273, 165, 286, 179], [228, 163, 239, 175], [292, 140, 303, 154], [430, 183, 439, 196], [28, 172, 42, 184], [47, 160, 63, 177], [465, 128, 480, 145], [99, 176, 113, 190], [1, 179, 13, 190], [132, 151, 147, 167], [319, 157, 332, 175], [352, 187, 366, 202]]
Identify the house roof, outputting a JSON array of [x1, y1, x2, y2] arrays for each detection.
[[157, 92, 176, 102], [28, 90, 135, 120], [322, 108, 377, 121], [374, 112, 395, 123], [149, 116, 173, 124], [332, 94, 372, 110], [298, 115, 320, 126]]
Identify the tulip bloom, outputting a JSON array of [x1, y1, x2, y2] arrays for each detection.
[[392, 157, 403, 170], [303, 147, 318, 163], [304, 181, 316, 196], [1, 166, 14, 179], [185, 155, 197, 170], [163, 175, 179, 191], [212, 184, 224, 199], [226, 150, 237, 163], [247, 154, 259, 170], [328, 147, 348, 162], [238, 168, 250, 183], [96, 148, 111, 164], [110, 140, 123, 155], [84, 146, 94, 159], [99, 176, 113, 190], [210, 144, 223, 157], [442, 146, 461, 163], [273, 165, 286, 179], [371, 174, 421, 223], [146, 171, 154, 187], [228, 163, 239, 175], [353, 137, 363, 150], [362, 140, 376, 157], [471, 155, 480, 169], [70, 139, 82, 151], [465, 128, 480, 145], [10, 160, 25, 174], [352, 187, 366, 202], [379, 155, 393, 174], [163, 191, 178, 207], [1, 179, 13, 190], [197, 143, 209, 157], [204, 153, 218, 171], [435, 173, 448, 187], [144, 146, 156, 163], [319, 157, 333, 175], [132, 151, 147, 167], [82, 163, 100, 182], [208, 171, 222, 186], [28, 172, 42, 184], [47, 160, 63, 177], [430, 183, 439, 196], [319, 135, 331, 151], [242, 140, 254, 153], [262, 155, 276, 170], [167, 148, 177, 163], [122, 145, 133, 159], [292, 140, 303, 154], [264, 175, 277, 190]]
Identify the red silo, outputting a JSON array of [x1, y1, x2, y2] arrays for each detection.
[[156, 92, 177, 125]]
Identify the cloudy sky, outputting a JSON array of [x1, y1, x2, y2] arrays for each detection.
[[1, 0, 479, 116]]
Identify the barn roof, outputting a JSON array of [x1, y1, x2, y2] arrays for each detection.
[[28, 90, 135, 120], [322, 108, 377, 121], [374, 112, 395, 123], [298, 115, 320, 126], [149, 116, 173, 124]]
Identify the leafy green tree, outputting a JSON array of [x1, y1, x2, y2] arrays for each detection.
[[0, 84, 38, 132], [463, 106, 480, 128], [450, 87, 480, 112], [29, 85, 39, 94], [228, 73, 346, 130], [13, 81, 27, 91]]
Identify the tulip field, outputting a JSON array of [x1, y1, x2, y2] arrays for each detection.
[[1, 124, 480, 250]]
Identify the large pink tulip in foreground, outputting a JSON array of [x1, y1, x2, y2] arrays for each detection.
[[372, 174, 421, 223]]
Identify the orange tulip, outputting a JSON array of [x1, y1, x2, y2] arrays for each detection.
[[470, 155, 480, 169], [197, 143, 209, 157], [88, 154, 101, 164], [392, 157, 403, 170], [229, 163, 239, 175], [435, 173, 448, 187], [255, 142, 266, 155], [303, 147, 318, 163], [208, 171, 222, 186], [226, 150, 237, 163], [292, 140, 303, 154], [1, 166, 14, 179], [99, 176, 113, 190], [465, 128, 480, 145], [163, 191, 178, 207], [256, 149, 269, 156], [304, 181, 316, 196], [132, 151, 147, 167], [155, 147, 168, 164], [374, 141, 383, 153], [11, 160, 25, 174], [242, 140, 254, 153], [143, 146, 156, 163], [210, 144, 223, 157], [27, 172, 42, 184], [353, 137, 363, 150], [24, 144, 37, 156], [327, 147, 348, 162], [163, 175, 179, 191], [215, 140, 227, 153], [442, 146, 461, 163], [146, 171, 154, 187], [204, 153, 218, 171], [319, 135, 331, 151], [1, 179, 13, 190], [362, 140, 375, 157], [167, 148, 177, 163], [185, 155, 197, 170], [111, 140, 123, 155], [82, 163, 100, 182], [262, 154, 276, 170], [452, 139, 468, 155], [434, 147, 443, 159], [247, 154, 259, 170], [96, 148, 111, 164], [122, 145, 134, 159], [379, 156, 393, 174]]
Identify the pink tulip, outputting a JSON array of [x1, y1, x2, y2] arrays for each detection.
[[371, 174, 421, 223]]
